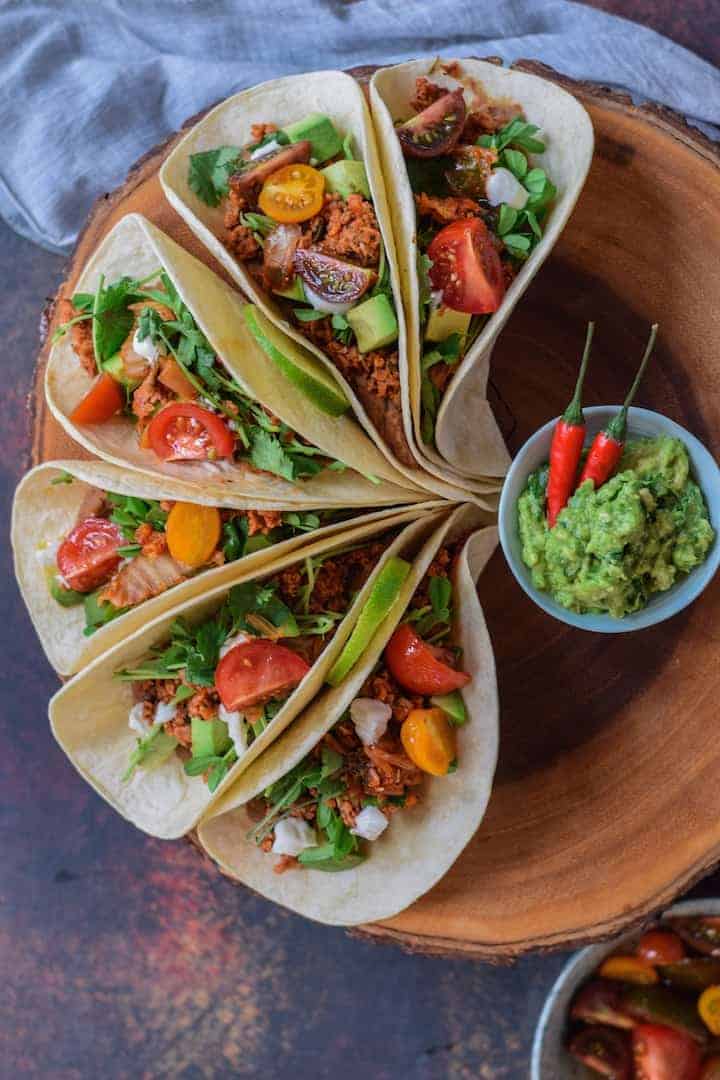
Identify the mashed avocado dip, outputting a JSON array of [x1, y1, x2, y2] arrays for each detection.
[[518, 436, 715, 618]]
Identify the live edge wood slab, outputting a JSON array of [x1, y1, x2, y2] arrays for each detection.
[[32, 61, 720, 960]]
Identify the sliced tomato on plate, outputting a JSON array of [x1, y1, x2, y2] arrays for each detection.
[[632, 1024, 702, 1080], [215, 640, 311, 710], [147, 403, 235, 462], [427, 217, 505, 315], [70, 372, 124, 425], [385, 623, 470, 696], [56, 517, 123, 593]]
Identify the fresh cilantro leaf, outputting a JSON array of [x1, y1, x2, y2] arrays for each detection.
[[188, 146, 241, 207], [171, 684, 195, 705], [497, 204, 518, 236], [478, 116, 546, 155], [50, 471, 74, 486], [107, 493, 168, 540], [93, 275, 136, 364], [501, 148, 527, 178], [330, 313, 354, 345], [417, 252, 434, 321], [292, 308, 328, 323], [502, 233, 532, 258], [429, 575, 453, 625], [250, 428, 297, 481]]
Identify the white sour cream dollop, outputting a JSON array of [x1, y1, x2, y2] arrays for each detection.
[[271, 817, 317, 856]]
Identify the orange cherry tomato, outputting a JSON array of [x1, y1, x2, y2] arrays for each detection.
[[56, 517, 123, 592], [637, 931, 686, 965], [385, 623, 470, 696], [400, 707, 457, 776], [598, 955, 659, 985], [147, 403, 235, 461], [166, 502, 222, 568], [215, 640, 310, 711], [258, 163, 325, 224], [70, 372, 124, 425], [699, 986, 720, 1035]]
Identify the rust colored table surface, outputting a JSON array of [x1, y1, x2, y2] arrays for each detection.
[[3, 4, 719, 1076]]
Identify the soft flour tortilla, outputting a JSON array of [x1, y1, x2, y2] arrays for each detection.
[[48, 509, 446, 839], [13, 459, 443, 676], [160, 71, 499, 505], [45, 212, 428, 506], [198, 503, 499, 926], [370, 58, 594, 479]]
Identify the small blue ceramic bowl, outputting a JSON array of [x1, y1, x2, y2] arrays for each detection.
[[498, 406, 720, 632]]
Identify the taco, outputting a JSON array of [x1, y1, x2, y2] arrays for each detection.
[[160, 71, 499, 503], [48, 509, 445, 838], [13, 459, 441, 675], [198, 504, 498, 926], [46, 212, 429, 507], [370, 58, 594, 478]]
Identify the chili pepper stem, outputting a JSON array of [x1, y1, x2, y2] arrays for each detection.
[[562, 322, 595, 426], [605, 323, 659, 443]]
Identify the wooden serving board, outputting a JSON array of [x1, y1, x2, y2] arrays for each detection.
[[32, 62, 720, 959]]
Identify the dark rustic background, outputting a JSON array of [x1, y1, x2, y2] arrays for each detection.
[[3, 3, 719, 1076]]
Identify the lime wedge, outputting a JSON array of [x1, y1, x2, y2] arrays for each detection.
[[243, 304, 350, 418], [326, 556, 411, 687], [431, 691, 468, 726]]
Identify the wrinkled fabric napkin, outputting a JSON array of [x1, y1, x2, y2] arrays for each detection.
[[2, 0, 718, 253]]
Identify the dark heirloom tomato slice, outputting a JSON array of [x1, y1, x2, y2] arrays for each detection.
[[570, 981, 634, 1030], [427, 218, 505, 315], [637, 931, 686, 965], [215, 640, 311, 711], [666, 917, 720, 957], [56, 517, 123, 593], [294, 249, 376, 305], [231, 140, 312, 194], [701, 1056, 720, 1080], [568, 1026, 632, 1079], [444, 145, 497, 199], [385, 624, 470, 696], [632, 1024, 702, 1080], [397, 88, 467, 159], [147, 403, 235, 462]]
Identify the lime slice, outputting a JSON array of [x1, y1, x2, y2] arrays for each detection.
[[431, 691, 468, 726], [243, 304, 350, 418], [326, 556, 411, 687]]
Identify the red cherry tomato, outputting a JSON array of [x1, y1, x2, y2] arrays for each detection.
[[215, 640, 311, 711], [385, 623, 470, 696], [632, 1024, 702, 1080], [637, 931, 686, 965], [70, 372, 124, 425], [427, 218, 506, 315], [147, 403, 235, 462], [56, 517, 123, 593]]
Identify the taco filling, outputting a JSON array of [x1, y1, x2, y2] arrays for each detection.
[[54, 269, 346, 483], [187, 115, 414, 467], [115, 536, 396, 792], [246, 537, 471, 873], [395, 77, 556, 446], [40, 476, 343, 638]]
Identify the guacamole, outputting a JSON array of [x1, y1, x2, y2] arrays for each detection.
[[518, 436, 715, 618]]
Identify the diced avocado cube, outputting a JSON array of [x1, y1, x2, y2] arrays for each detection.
[[424, 306, 471, 344], [431, 691, 468, 726], [321, 160, 370, 200], [273, 276, 306, 302], [47, 570, 85, 607], [346, 294, 398, 353], [191, 716, 232, 759], [102, 352, 142, 390], [283, 113, 343, 163]]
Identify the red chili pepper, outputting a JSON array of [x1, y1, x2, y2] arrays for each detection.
[[546, 322, 595, 528], [578, 324, 658, 491]]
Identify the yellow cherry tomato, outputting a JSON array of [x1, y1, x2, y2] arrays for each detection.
[[400, 707, 457, 776], [258, 163, 325, 223], [598, 956, 659, 985], [166, 502, 222, 568], [699, 985, 720, 1034]]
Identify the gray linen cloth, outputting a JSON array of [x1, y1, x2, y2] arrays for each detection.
[[1, 0, 718, 253]]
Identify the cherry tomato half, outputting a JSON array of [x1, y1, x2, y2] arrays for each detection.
[[215, 640, 310, 711], [427, 218, 506, 315], [56, 517, 123, 593], [385, 624, 470, 696], [637, 931, 686, 965], [598, 955, 659, 986], [294, 249, 375, 306], [397, 88, 467, 159], [166, 502, 222, 568], [632, 1023, 702, 1080], [258, 163, 325, 224], [70, 372, 124, 425], [147, 403, 235, 462], [401, 707, 456, 776]]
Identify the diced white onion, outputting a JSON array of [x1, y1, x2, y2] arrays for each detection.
[[128, 702, 151, 736], [302, 283, 354, 316], [132, 327, 166, 364], [219, 632, 252, 660], [351, 805, 389, 842], [219, 704, 248, 753], [271, 817, 317, 856], [351, 698, 392, 746], [485, 167, 528, 210], [250, 139, 281, 160], [154, 701, 177, 727]]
